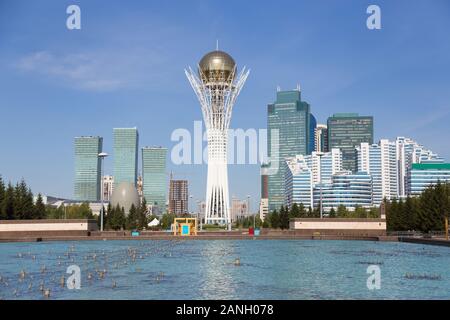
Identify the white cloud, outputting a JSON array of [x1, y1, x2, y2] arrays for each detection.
[[15, 48, 168, 92]]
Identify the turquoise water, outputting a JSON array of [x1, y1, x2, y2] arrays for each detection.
[[0, 240, 449, 300]]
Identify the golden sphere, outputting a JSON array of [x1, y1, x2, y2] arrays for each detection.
[[198, 50, 236, 83]]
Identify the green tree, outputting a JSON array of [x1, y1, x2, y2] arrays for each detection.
[[403, 196, 415, 230], [368, 207, 380, 218], [417, 184, 443, 232], [14, 180, 34, 219], [126, 204, 138, 230], [337, 205, 347, 218], [329, 207, 336, 218], [386, 198, 398, 231], [65, 203, 93, 219], [2, 183, 15, 220], [289, 203, 300, 218], [0, 176, 6, 220], [105, 203, 114, 230], [397, 199, 407, 231], [161, 213, 176, 230], [269, 210, 280, 229], [109, 204, 125, 230], [279, 206, 290, 229], [262, 215, 270, 228], [34, 193, 46, 219], [312, 207, 321, 218], [118, 206, 126, 230], [137, 198, 148, 230], [46, 204, 65, 219], [298, 203, 307, 217], [354, 205, 367, 218]]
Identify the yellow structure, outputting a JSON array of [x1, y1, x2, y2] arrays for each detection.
[[173, 217, 198, 236]]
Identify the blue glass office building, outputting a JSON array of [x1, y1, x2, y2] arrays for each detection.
[[113, 128, 139, 187], [142, 147, 168, 210], [309, 114, 317, 155], [267, 89, 312, 211], [327, 113, 373, 172], [74, 136, 103, 201]]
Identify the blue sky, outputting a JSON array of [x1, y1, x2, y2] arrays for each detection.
[[1, 0, 450, 210]]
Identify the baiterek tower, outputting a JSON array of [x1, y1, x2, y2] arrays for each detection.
[[185, 49, 249, 229]]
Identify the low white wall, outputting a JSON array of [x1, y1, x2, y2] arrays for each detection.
[[292, 220, 386, 230], [0, 221, 95, 232]]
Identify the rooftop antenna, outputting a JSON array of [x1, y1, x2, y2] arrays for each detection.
[[277, 85, 281, 92], [216, 39, 219, 51], [296, 83, 301, 91]]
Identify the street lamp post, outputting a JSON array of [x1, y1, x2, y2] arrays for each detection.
[[317, 153, 324, 219], [98, 152, 108, 232], [196, 200, 203, 231], [247, 195, 254, 229], [189, 195, 197, 230]]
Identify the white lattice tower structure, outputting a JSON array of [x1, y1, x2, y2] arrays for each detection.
[[185, 50, 249, 228]]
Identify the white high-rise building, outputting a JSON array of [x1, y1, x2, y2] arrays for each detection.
[[102, 175, 114, 202], [230, 197, 249, 222], [285, 155, 313, 209], [357, 139, 398, 205], [259, 198, 269, 221], [284, 149, 343, 209], [396, 137, 444, 197], [314, 124, 328, 152], [305, 148, 343, 184]]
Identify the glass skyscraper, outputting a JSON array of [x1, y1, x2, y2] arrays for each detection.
[[113, 128, 139, 187], [74, 136, 103, 201], [312, 172, 373, 211], [142, 147, 167, 211], [267, 89, 311, 211], [327, 113, 373, 172], [309, 114, 317, 155]]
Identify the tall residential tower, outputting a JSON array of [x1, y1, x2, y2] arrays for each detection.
[[168, 177, 188, 215]]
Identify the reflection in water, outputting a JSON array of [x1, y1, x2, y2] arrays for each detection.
[[199, 241, 237, 299]]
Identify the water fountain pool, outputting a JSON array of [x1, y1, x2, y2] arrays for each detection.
[[0, 239, 448, 300]]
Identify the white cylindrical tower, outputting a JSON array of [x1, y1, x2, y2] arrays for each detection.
[[185, 50, 249, 228]]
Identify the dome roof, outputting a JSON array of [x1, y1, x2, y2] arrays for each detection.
[[110, 182, 139, 215], [198, 50, 236, 83]]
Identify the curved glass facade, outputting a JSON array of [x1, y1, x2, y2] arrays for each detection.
[[313, 172, 372, 211], [408, 163, 450, 195]]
